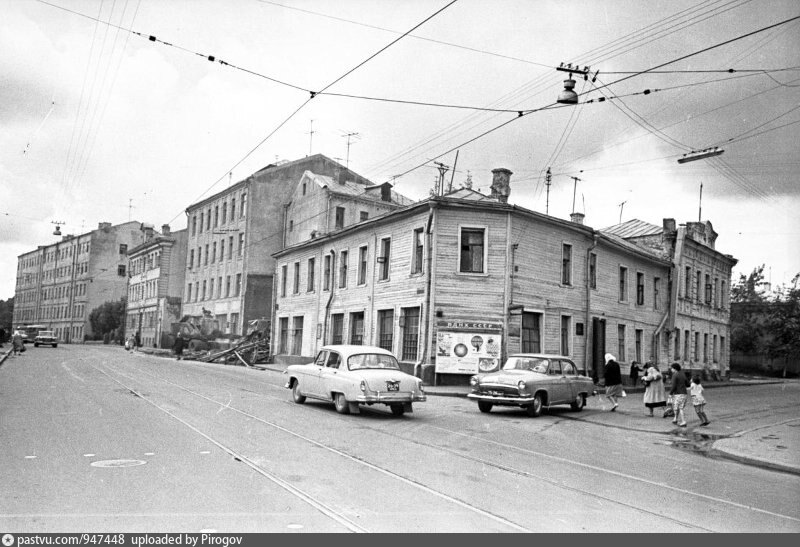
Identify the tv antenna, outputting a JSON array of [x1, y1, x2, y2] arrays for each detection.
[[340, 131, 360, 169], [307, 119, 315, 156], [618, 200, 627, 224]]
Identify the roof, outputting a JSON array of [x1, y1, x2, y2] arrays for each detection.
[[320, 344, 395, 356], [602, 219, 663, 239], [306, 171, 415, 206]]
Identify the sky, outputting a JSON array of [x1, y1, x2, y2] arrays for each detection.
[[1, 0, 799, 300]]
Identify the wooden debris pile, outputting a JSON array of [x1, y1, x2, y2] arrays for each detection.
[[196, 333, 270, 367]]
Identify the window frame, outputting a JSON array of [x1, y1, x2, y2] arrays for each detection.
[[458, 225, 488, 275], [561, 243, 572, 286]]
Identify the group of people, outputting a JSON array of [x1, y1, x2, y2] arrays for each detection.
[[603, 354, 710, 427]]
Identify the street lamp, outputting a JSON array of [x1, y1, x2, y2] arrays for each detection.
[[556, 63, 592, 105]]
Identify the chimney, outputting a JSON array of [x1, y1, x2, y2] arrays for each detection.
[[98, 222, 111, 230], [141, 223, 154, 240], [570, 212, 585, 225], [490, 168, 512, 204], [334, 168, 347, 185], [380, 182, 392, 202], [663, 218, 676, 233], [161, 224, 171, 236]]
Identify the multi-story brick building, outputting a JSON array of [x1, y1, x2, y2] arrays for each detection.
[[125, 224, 187, 348], [272, 169, 738, 384], [13, 221, 146, 343], [182, 154, 409, 336]]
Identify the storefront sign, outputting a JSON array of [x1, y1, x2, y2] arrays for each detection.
[[435, 321, 502, 374]]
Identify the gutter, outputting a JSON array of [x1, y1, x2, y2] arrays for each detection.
[[418, 201, 438, 377], [584, 234, 598, 378], [322, 249, 336, 344]]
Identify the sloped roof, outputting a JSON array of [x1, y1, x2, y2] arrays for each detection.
[[306, 171, 414, 206], [602, 218, 662, 239], [443, 187, 496, 201]]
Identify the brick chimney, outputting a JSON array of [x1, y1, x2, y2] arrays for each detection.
[[570, 212, 585, 225], [490, 168, 512, 203], [380, 182, 392, 202], [161, 224, 171, 236]]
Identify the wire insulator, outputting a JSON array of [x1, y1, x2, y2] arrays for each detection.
[[148, 35, 156, 42], [208, 55, 215, 62]]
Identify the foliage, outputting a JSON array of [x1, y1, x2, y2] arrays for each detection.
[[763, 274, 800, 363], [0, 297, 13, 340], [88, 299, 126, 339], [730, 264, 768, 303], [730, 265, 768, 353]]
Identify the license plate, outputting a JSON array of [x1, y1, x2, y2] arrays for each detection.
[[386, 381, 399, 391]]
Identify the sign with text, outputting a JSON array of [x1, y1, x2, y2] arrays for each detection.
[[435, 321, 503, 374]]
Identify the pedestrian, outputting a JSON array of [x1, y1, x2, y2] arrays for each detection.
[[690, 375, 711, 426], [12, 331, 24, 356], [641, 361, 667, 417], [0, 327, 5, 348], [134, 332, 141, 350], [669, 363, 691, 427], [629, 360, 641, 386], [603, 353, 623, 411], [125, 335, 134, 352], [173, 333, 185, 361]]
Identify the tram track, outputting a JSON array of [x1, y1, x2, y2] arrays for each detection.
[[97, 356, 800, 531]]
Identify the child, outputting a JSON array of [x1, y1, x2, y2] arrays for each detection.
[[690, 375, 710, 426]]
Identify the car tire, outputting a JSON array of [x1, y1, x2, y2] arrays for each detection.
[[292, 382, 306, 404], [478, 401, 493, 413], [526, 393, 543, 417], [570, 394, 586, 411], [52, 344, 57, 348], [334, 393, 350, 414], [390, 403, 405, 416], [34, 343, 39, 347]]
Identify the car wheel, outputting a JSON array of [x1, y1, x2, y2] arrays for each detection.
[[390, 403, 405, 416], [526, 393, 543, 417], [292, 382, 306, 404], [52, 344, 57, 348], [478, 401, 493, 413], [570, 394, 586, 411], [34, 343, 39, 347], [334, 393, 350, 414]]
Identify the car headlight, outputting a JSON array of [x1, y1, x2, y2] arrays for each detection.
[[517, 380, 527, 392], [470, 376, 479, 386], [360, 380, 367, 392]]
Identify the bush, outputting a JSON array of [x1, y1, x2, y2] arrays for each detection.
[[103, 332, 111, 345]]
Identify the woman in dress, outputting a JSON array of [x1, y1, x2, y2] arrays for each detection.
[[603, 353, 623, 411], [641, 361, 667, 416]]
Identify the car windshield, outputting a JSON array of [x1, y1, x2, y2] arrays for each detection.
[[347, 353, 401, 371], [502, 357, 549, 373], [39, 331, 54, 336]]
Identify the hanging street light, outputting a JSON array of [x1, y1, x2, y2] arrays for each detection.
[[556, 63, 592, 105]]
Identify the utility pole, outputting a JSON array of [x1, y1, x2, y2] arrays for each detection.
[[698, 181, 703, 222], [434, 162, 449, 196], [448, 150, 459, 194], [618, 200, 626, 224], [307, 119, 315, 156], [545, 168, 552, 215], [570, 176, 581, 214]]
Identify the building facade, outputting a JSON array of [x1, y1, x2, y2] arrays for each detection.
[[13, 221, 146, 342], [182, 154, 397, 336], [272, 170, 738, 383], [125, 225, 188, 348]]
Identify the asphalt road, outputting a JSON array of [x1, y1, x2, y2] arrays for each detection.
[[1, 345, 798, 533]]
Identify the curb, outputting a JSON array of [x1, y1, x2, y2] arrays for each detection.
[[709, 446, 800, 477]]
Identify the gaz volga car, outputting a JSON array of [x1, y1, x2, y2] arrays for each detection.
[[467, 354, 594, 417], [34, 330, 58, 347], [285, 345, 426, 416]]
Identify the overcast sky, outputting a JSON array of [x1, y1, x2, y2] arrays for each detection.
[[2, 0, 799, 300]]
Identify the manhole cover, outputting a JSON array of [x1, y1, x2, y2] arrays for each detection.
[[90, 459, 147, 468]]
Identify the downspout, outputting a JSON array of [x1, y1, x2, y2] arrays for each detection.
[[418, 201, 437, 379], [369, 231, 378, 344], [322, 249, 336, 344], [502, 212, 512, 366], [584, 234, 598, 377]]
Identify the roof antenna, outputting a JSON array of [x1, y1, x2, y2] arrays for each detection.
[[618, 200, 626, 224]]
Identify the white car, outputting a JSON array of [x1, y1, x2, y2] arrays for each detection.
[[285, 345, 426, 416]]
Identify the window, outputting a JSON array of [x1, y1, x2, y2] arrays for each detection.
[[119, 244, 128, 255], [703, 333, 709, 362], [212, 242, 217, 263], [204, 244, 209, 265], [379, 238, 391, 280], [187, 283, 192, 302], [293, 262, 300, 294], [189, 249, 194, 269], [358, 246, 367, 285], [705, 274, 712, 304], [685, 266, 692, 298], [241, 192, 247, 218], [230, 198, 235, 220], [560, 316, 571, 356], [360, 211, 369, 222], [562, 244, 572, 285], [635, 329, 643, 362], [202, 280, 207, 300], [714, 278, 719, 307], [307, 257, 315, 292], [331, 314, 344, 345], [521, 312, 542, 353], [694, 332, 700, 361], [696, 270, 702, 302], [280, 265, 287, 297], [238, 234, 244, 257], [279, 317, 288, 354], [400, 307, 420, 361], [350, 312, 364, 345], [192, 216, 197, 236], [302, 182, 306, 195], [378, 309, 394, 351], [619, 266, 628, 301], [339, 250, 348, 288], [225, 275, 231, 297], [214, 206, 219, 227], [589, 253, 597, 289], [117, 265, 126, 276], [230, 313, 239, 335], [721, 336, 726, 363], [292, 317, 303, 355], [684, 330, 690, 362], [209, 278, 214, 299], [219, 240, 224, 262], [636, 272, 645, 305], [721, 281, 727, 309], [229, 236, 234, 259], [654, 277, 661, 310], [617, 324, 626, 361], [288, 220, 294, 233], [222, 202, 227, 224], [412, 228, 424, 274], [713, 335, 718, 362], [459, 228, 485, 273], [674, 328, 681, 360], [324, 254, 331, 290], [235, 273, 242, 296], [206, 208, 211, 230], [335, 206, 345, 229]]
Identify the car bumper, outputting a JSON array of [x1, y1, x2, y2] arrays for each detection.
[[467, 393, 536, 405], [356, 393, 427, 404]]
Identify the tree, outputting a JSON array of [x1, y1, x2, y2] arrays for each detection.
[[731, 264, 768, 303], [763, 274, 800, 377], [88, 299, 126, 341], [0, 297, 13, 342], [730, 265, 768, 353]]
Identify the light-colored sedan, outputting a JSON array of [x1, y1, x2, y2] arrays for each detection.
[[285, 345, 426, 416], [467, 354, 594, 417], [34, 331, 58, 348]]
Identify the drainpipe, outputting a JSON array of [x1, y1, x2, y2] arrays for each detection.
[[322, 249, 336, 344], [418, 201, 438, 378], [502, 212, 512, 365], [584, 234, 598, 377]]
